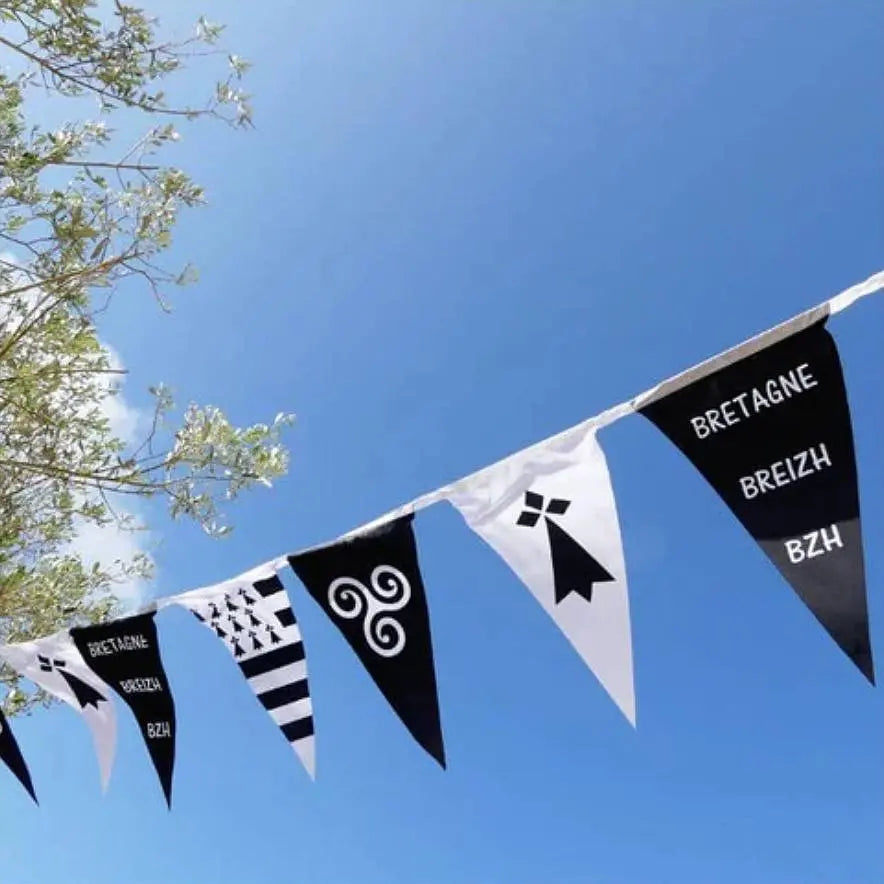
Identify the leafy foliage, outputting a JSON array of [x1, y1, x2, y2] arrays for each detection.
[[0, 0, 292, 712]]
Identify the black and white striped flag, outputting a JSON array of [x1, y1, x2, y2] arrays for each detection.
[[167, 566, 316, 778]]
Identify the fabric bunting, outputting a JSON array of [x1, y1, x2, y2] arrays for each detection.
[[447, 423, 636, 724], [640, 319, 873, 681], [0, 631, 117, 791], [288, 514, 446, 767], [166, 566, 316, 778], [0, 271, 880, 810], [71, 612, 177, 807]]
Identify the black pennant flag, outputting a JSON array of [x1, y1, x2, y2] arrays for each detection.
[[640, 320, 873, 681], [0, 708, 37, 803], [71, 612, 177, 805], [288, 514, 446, 767]]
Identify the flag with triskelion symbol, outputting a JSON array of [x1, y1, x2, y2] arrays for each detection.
[[165, 565, 316, 779], [447, 423, 635, 725], [288, 514, 445, 768]]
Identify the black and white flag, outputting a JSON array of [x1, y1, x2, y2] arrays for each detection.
[[71, 613, 178, 805], [640, 320, 873, 681], [165, 565, 316, 778], [288, 515, 446, 767], [447, 423, 636, 724], [0, 631, 116, 791], [0, 706, 37, 803]]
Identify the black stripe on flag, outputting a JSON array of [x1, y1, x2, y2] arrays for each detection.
[[273, 608, 296, 628], [281, 717, 315, 742], [238, 642, 305, 678], [257, 680, 310, 711], [254, 575, 284, 598]]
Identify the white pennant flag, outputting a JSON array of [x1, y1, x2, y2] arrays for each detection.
[[447, 423, 636, 724], [164, 564, 316, 778], [0, 630, 117, 790]]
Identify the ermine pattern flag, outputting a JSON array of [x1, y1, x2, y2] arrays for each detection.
[[169, 567, 316, 778], [288, 514, 446, 767], [641, 320, 873, 681], [0, 707, 37, 803], [71, 612, 178, 806], [447, 424, 636, 724], [0, 632, 117, 791]]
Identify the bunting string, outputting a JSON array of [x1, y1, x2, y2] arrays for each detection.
[[267, 267, 884, 561], [0, 268, 880, 805]]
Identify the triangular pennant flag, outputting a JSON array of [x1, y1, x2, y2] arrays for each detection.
[[288, 515, 446, 767], [71, 612, 177, 806], [166, 566, 316, 779], [0, 631, 117, 791], [639, 319, 873, 681], [447, 423, 636, 724], [0, 706, 37, 803]]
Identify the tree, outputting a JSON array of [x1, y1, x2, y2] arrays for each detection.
[[0, 0, 292, 712]]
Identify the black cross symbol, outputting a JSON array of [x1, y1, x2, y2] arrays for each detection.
[[38, 655, 66, 673], [516, 491, 570, 527]]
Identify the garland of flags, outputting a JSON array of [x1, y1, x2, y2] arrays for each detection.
[[0, 269, 881, 807]]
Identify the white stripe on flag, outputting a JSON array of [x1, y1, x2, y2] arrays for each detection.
[[249, 661, 308, 695], [269, 698, 312, 726], [259, 590, 291, 613]]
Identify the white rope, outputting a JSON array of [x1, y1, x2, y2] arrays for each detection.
[[26, 269, 884, 624], [322, 267, 884, 546]]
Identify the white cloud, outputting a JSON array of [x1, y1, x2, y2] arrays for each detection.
[[100, 342, 147, 442], [66, 514, 152, 607], [1, 251, 154, 607], [66, 341, 154, 608]]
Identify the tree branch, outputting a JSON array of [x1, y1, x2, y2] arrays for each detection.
[[0, 34, 204, 119], [45, 160, 160, 172]]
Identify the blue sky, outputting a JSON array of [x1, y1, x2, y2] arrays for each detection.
[[2, 1, 883, 881]]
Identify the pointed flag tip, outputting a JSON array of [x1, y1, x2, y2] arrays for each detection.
[[293, 736, 317, 781], [616, 696, 636, 729], [856, 654, 875, 686], [18, 770, 38, 805], [841, 641, 874, 684], [426, 741, 446, 769]]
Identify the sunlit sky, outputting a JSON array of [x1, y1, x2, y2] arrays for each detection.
[[2, 3, 882, 882]]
